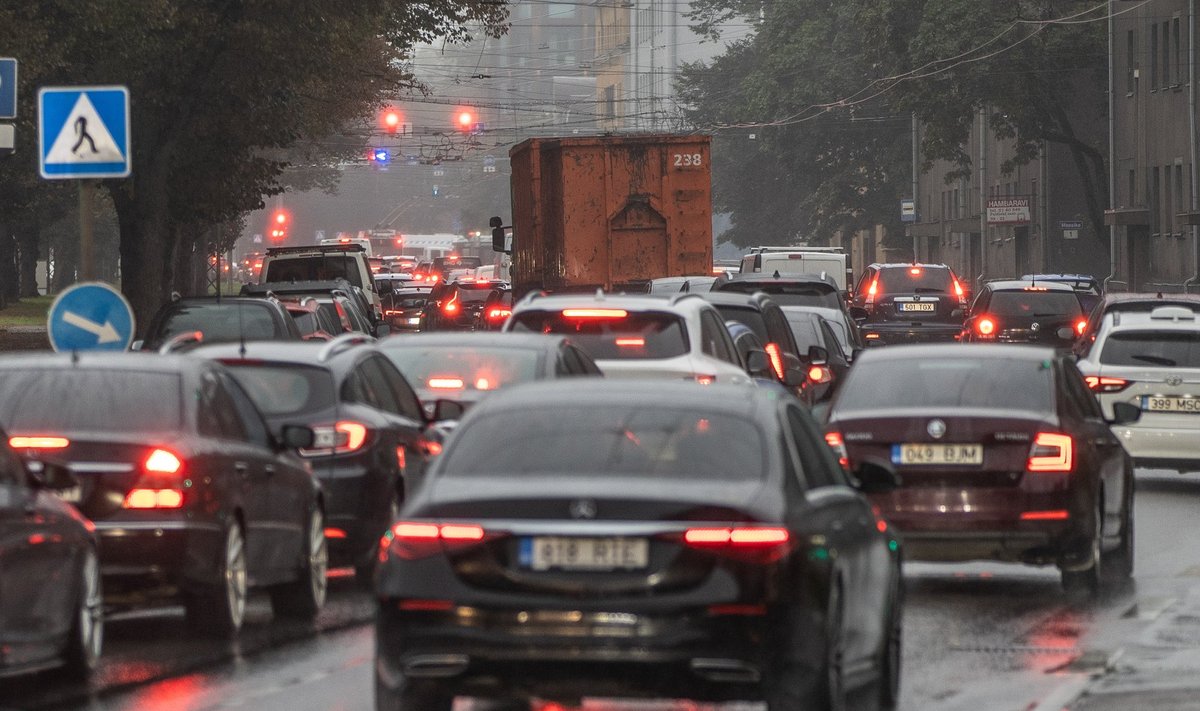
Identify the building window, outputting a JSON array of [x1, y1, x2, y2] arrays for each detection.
[[604, 85, 616, 119], [1163, 21, 1171, 86], [1127, 30, 1138, 94], [1151, 24, 1159, 88], [1175, 17, 1184, 86]]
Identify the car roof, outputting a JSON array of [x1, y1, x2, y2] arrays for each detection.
[[724, 272, 837, 287], [1022, 273, 1097, 281], [0, 352, 210, 373], [870, 262, 952, 270], [188, 339, 372, 365], [377, 332, 569, 350], [696, 291, 772, 309], [465, 379, 774, 419], [1099, 292, 1200, 310], [984, 280, 1077, 292], [854, 343, 1058, 364], [513, 291, 709, 313], [1106, 307, 1200, 331]]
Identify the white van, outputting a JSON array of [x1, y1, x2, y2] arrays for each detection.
[[739, 247, 849, 290]]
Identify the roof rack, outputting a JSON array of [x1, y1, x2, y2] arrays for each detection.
[[749, 245, 845, 254], [158, 331, 204, 355], [265, 244, 365, 255], [318, 332, 375, 362]]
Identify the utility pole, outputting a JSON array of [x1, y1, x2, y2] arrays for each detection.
[[79, 180, 96, 281], [911, 114, 920, 262]]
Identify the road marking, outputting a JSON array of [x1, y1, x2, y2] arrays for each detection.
[[1122, 596, 1177, 621], [1027, 674, 1092, 711]]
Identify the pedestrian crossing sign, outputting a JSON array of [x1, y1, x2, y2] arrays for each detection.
[[38, 86, 131, 179]]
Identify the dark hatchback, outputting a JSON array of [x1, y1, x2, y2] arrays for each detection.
[[825, 345, 1140, 591], [424, 281, 508, 332], [190, 336, 435, 582], [850, 263, 968, 345], [139, 296, 304, 351], [715, 272, 845, 311], [0, 436, 101, 679], [961, 280, 1086, 349], [376, 333, 601, 417], [0, 354, 326, 636], [375, 381, 903, 711]]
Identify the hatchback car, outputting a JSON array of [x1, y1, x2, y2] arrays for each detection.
[[783, 305, 864, 361], [1076, 292, 1200, 356], [0, 354, 325, 636], [1021, 274, 1102, 313], [375, 381, 903, 710], [190, 336, 434, 582], [715, 272, 845, 311], [377, 333, 601, 417], [1077, 306, 1200, 472], [961, 280, 1086, 349], [383, 287, 433, 332], [0, 437, 101, 680], [826, 345, 1140, 591], [504, 292, 753, 386], [424, 280, 508, 332], [849, 263, 968, 345], [139, 296, 304, 351]]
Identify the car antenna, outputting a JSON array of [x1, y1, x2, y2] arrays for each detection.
[[679, 280, 690, 293], [237, 294, 247, 358], [773, 270, 781, 279]]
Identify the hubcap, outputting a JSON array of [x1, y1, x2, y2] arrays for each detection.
[[79, 551, 103, 665], [226, 526, 247, 629], [310, 511, 328, 607]]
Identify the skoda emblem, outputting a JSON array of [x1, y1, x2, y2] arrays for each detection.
[[1167, 376, 1184, 386], [569, 499, 597, 520], [927, 419, 947, 440], [1031, 322, 1041, 332]]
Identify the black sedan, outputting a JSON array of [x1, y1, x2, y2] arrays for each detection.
[[0, 354, 325, 637], [375, 381, 903, 710], [961, 280, 1086, 349], [190, 336, 436, 583], [825, 344, 1139, 592], [0, 435, 101, 679], [376, 332, 601, 417]]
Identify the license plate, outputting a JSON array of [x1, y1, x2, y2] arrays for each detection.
[[518, 537, 649, 571], [899, 302, 936, 312], [891, 443, 983, 466], [1142, 396, 1200, 413], [54, 486, 83, 504]]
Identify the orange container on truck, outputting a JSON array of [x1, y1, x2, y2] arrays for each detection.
[[503, 135, 713, 297]]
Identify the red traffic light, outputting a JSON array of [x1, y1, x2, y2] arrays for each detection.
[[454, 108, 480, 132], [383, 108, 403, 134]]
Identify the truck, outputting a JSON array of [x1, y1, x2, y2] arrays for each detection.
[[493, 135, 713, 298]]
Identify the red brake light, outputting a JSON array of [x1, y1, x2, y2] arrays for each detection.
[[866, 278, 879, 303], [1027, 432, 1073, 473], [684, 527, 789, 546], [1021, 509, 1070, 521], [824, 431, 850, 469], [562, 308, 628, 319], [764, 342, 786, 381], [301, 421, 370, 457], [1084, 376, 1131, 393], [486, 307, 512, 321], [953, 278, 967, 305], [428, 377, 465, 390], [976, 317, 996, 337], [909, 267, 922, 276], [124, 448, 186, 509], [1075, 318, 1087, 336], [615, 337, 645, 347], [144, 448, 182, 474], [124, 489, 184, 509], [384, 521, 488, 559], [443, 292, 460, 315], [695, 374, 716, 385], [808, 365, 832, 384], [8, 436, 70, 449]]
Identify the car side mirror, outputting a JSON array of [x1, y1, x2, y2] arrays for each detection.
[[26, 461, 78, 491], [490, 216, 511, 254], [781, 352, 807, 387], [807, 345, 829, 366], [744, 348, 772, 378], [432, 399, 466, 423], [849, 306, 869, 323], [280, 424, 316, 450], [1109, 401, 1142, 426], [853, 458, 901, 493]]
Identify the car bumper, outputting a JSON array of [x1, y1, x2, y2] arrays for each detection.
[[94, 518, 225, 593], [1113, 424, 1200, 470], [860, 323, 962, 345]]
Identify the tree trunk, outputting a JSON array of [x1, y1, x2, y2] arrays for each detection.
[[15, 215, 41, 298], [0, 222, 17, 307], [113, 187, 176, 336]]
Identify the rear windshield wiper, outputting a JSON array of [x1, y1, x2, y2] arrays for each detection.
[[912, 287, 946, 294], [1130, 353, 1177, 366]]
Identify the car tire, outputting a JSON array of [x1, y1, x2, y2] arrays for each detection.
[[1102, 488, 1135, 582], [375, 674, 454, 711], [1061, 499, 1102, 594], [877, 579, 903, 710], [187, 520, 248, 637], [61, 548, 103, 680], [270, 508, 329, 619]]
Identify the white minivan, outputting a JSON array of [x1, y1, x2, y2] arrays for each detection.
[[739, 247, 849, 290]]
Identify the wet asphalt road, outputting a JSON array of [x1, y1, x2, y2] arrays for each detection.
[[6, 470, 1200, 711]]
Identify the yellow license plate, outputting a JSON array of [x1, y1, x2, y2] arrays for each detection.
[[891, 443, 983, 465]]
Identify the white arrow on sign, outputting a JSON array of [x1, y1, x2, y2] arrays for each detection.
[[62, 311, 120, 343]]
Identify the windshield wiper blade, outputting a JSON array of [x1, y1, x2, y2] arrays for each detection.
[[1131, 353, 1177, 366], [912, 287, 945, 294]]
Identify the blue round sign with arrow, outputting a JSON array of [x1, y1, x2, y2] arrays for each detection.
[[47, 282, 135, 352]]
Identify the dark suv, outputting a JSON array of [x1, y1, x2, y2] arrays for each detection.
[[961, 280, 1085, 349], [696, 291, 814, 400], [715, 272, 844, 310], [850, 263, 968, 345], [139, 296, 304, 351]]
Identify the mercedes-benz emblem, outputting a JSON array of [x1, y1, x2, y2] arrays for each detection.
[[927, 419, 947, 439], [569, 499, 597, 520], [1031, 322, 1041, 332], [1167, 376, 1184, 386]]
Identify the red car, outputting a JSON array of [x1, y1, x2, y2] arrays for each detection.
[[825, 344, 1141, 592]]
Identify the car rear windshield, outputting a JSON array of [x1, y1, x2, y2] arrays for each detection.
[[720, 281, 841, 309], [509, 310, 688, 360], [434, 256, 482, 272], [441, 406, 766, 479], [154, 302, 282, 344], [1100, 331, 1200, 368], [222, 364, 337, 417], [878, 267, 953, 294], [382, 346, 542, 394], [989, 291, 1082, 318], [713, 305, 768, 342], [264, 256, 363, 287], [0, 370, 182, 434], [835, 358, 1053, 414], [394, 295, 428, 308]]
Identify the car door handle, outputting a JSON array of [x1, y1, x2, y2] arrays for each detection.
[[234, 462, 249, 475], [264, 464, 276, 476]]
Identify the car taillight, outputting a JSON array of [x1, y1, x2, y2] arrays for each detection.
[[764, 342, 786, 381], [8, 435, 70, 449], [976, 317, 996, 337], [442, 292, 460, 315], [382, 521, 487, 559], [1075, 318, 1087, 336], [824, 431, 850, 469], [1027, 432, 1073, 473], [808, 365, 832, 384], [1084, 376, 1131, 393], [301, 421, 370, 457], [682, 526, 791, 562], [562, 308, 628, 319], [124, 448, 185, 509], [953, 277, 967, 306], [866, 278, 879, 305], [615, 337, 645, 347], [486, 307, 512, 321], [693, 374, 717, 385], [428, 376, 465, 390]]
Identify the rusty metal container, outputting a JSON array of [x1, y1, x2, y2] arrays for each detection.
[[508, 134, 713, 297]]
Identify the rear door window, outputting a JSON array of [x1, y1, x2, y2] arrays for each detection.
[[510, 310, 689, 360], [1100, 331, 1200, 367]]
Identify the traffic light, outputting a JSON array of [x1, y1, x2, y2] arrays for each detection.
[[454, 108, 483, 133], [382, 108, 403, 134], [268, 209, 289, 242]]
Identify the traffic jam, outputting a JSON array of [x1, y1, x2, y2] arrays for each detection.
[[4, 139, 1200, 711]]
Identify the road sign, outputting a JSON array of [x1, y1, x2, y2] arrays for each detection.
[[38, 86, 131, 179], [0, 125, 13, 157], [47, 282, 135, 352], [0, 58, 17, 119], [901, 198, 916, 223]]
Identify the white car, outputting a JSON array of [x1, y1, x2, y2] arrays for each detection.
[[503, 291, 754, 386], [1077, 305, 1200, 472]]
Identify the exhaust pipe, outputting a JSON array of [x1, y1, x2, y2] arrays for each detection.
[[690, 658, 761, 683], [403, 654, 470, 678]]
